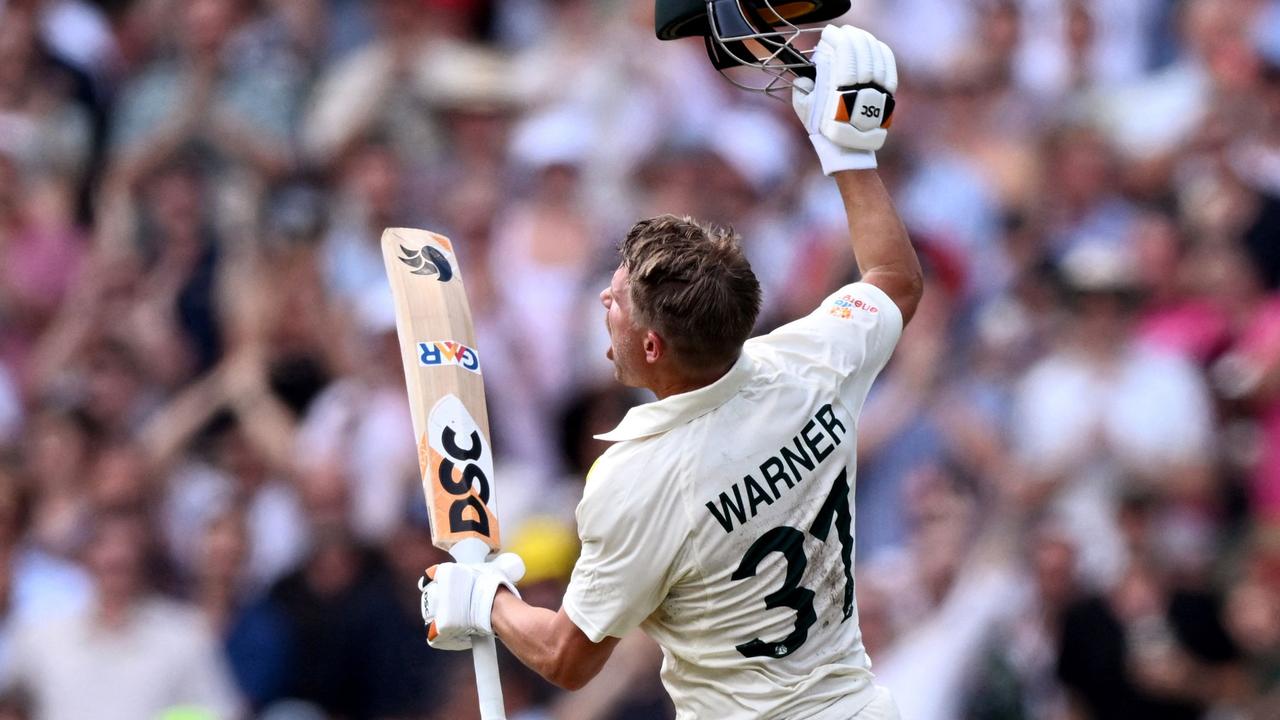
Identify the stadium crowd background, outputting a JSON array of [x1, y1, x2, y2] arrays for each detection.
[[0, 0, 1279, 718]]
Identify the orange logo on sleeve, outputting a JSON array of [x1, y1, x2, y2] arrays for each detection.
[[827, 294, 879, 320]]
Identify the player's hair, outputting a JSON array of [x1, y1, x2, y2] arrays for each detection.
[[621, 215, 762, 372]]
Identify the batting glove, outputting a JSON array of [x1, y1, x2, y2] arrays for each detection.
[[792, 25, 898, 175], [419, 552, 525, 651]]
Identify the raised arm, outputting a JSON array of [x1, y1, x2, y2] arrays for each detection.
[[793, 26, 924, 325], [835, 171, 923, 324]]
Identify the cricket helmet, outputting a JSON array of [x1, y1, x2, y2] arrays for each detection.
[[655, 0, 851, 95]]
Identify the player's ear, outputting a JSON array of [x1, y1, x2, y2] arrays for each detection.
[[643, 330, 664, 364]]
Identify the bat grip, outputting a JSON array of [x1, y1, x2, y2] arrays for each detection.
[[452, 538, 506, 719], [471, 634, 506, 719]]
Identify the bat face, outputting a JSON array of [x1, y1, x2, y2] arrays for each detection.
[[382, 229, 500, 553]]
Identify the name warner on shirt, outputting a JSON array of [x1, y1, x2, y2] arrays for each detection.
[[705, 403, 848, 534]]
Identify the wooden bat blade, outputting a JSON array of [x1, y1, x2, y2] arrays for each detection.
[[381, 228, 500, 553]]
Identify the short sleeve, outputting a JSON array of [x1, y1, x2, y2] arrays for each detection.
[[751, 282, 904, 407], [562, 455, 688, 642]]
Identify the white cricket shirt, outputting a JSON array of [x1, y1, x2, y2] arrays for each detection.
[[563, 282, 904, 719]]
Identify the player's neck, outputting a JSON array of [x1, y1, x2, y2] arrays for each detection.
[[647, 362, 733, 400]]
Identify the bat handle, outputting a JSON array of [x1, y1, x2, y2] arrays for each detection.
[[471, 634, 506, 719], [452, 538, 506, 719]]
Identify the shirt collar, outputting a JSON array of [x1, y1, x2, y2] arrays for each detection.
[[595, 351, 755, 442]]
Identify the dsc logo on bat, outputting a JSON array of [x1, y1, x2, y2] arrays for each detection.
[[423, 395, 499, 544], [417, 340, 481, 374]]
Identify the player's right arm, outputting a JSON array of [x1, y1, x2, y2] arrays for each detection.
[[793, 26, 924, 325], [496, 449, 686, 690], [490, 594, 620, 690], [456, 450, 678, 691]]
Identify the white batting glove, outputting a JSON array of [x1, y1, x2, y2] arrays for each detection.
[[419, 552, 525, 651], [792, 25, 898, 175]]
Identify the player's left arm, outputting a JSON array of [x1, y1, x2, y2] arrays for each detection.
[[793, 26, 924, 325], [833, 170, 922, 325], [490, 593, 620, 690]]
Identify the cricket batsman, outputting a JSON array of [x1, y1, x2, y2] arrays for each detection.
[[419, 24, 922, 719]]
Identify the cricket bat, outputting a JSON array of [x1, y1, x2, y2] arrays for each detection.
[[382, 228, 506, 719]]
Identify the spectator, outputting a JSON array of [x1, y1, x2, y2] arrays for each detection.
[[1212, 246, 1280, 524], [0, 0, 1277, 717], [155, 412, 308, 589], [319, 136, 419, 306], [7, 508, 241, 720], [108, 0, 304, 197], [20, 406, 95, 558], [192, 507, 293, 711], [0, 466, 91, 680], [0, 5, 96, 185], [293, 291, 416, 544], [266, 518, 432, 718], [1057, 558, 1246, 720], [1012, 241, 1215, 589], [301, 0, 456, 170]]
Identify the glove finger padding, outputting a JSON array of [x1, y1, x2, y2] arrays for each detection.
[[423, 564, 476, 651], [793, 25, 898, 174], [491, 552, 526, 586], [793, 36, 834, 134], [880, 41, 899, 95], [824, 27, 896, 95], [818, 27, 894, 152], [466, 553, 524, 636], [419, 567, 440, 629]]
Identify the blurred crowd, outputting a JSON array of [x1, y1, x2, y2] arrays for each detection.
[[0, 0, 1278, 718]]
